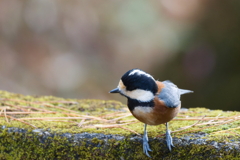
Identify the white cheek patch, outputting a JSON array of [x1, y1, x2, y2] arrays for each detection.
[[124, 89, 154, 102], [128, 69, 155, 81]]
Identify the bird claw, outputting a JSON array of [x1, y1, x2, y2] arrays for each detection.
[[166, 129, 174, 151], [143, 133, 152, 158]]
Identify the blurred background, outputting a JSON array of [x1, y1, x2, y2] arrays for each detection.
[[0, 0, 240, 111]]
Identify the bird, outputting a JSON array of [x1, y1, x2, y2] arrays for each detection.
[[109, 69, 193, 157]]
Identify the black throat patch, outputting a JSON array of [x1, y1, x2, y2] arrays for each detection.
[[127, 98, 154, 111]]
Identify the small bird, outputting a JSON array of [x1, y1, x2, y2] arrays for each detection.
[[110, 69, 193, 157]]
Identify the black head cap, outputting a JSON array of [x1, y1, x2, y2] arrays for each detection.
[[121, 69, 158, 94]]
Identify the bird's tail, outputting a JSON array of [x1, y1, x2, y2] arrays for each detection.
[[179, 89, 193, 95]]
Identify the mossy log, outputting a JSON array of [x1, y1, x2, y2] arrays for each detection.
[[0, 90, 239, 159]]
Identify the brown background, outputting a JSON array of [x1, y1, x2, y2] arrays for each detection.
[[0, 0, 240, 111]]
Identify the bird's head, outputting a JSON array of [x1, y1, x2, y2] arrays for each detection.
[[110, 69, 158, 102]]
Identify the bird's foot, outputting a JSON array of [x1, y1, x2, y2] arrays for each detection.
[[143, 132, 152, 157], [166, 129, 174, 151]]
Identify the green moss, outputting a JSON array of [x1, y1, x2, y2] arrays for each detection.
[[1, 128, 239, 159], [0, 90, 240, 159]]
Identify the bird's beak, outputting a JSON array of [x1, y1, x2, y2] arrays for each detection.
[[109, 88, 120, 93]]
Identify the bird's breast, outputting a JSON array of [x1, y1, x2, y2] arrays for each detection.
[[131, 97, 180, 125]]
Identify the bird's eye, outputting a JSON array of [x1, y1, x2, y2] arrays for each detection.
[[127, 86, 137, 91]]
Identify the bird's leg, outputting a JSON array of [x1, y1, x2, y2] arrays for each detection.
[[165, 122, 174, 151], [143, 124, 152, 157]]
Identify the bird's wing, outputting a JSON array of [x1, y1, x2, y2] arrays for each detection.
[[157, 80, 181, 108]]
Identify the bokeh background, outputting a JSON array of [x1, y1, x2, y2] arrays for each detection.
[[0, 0, 240, 111]]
